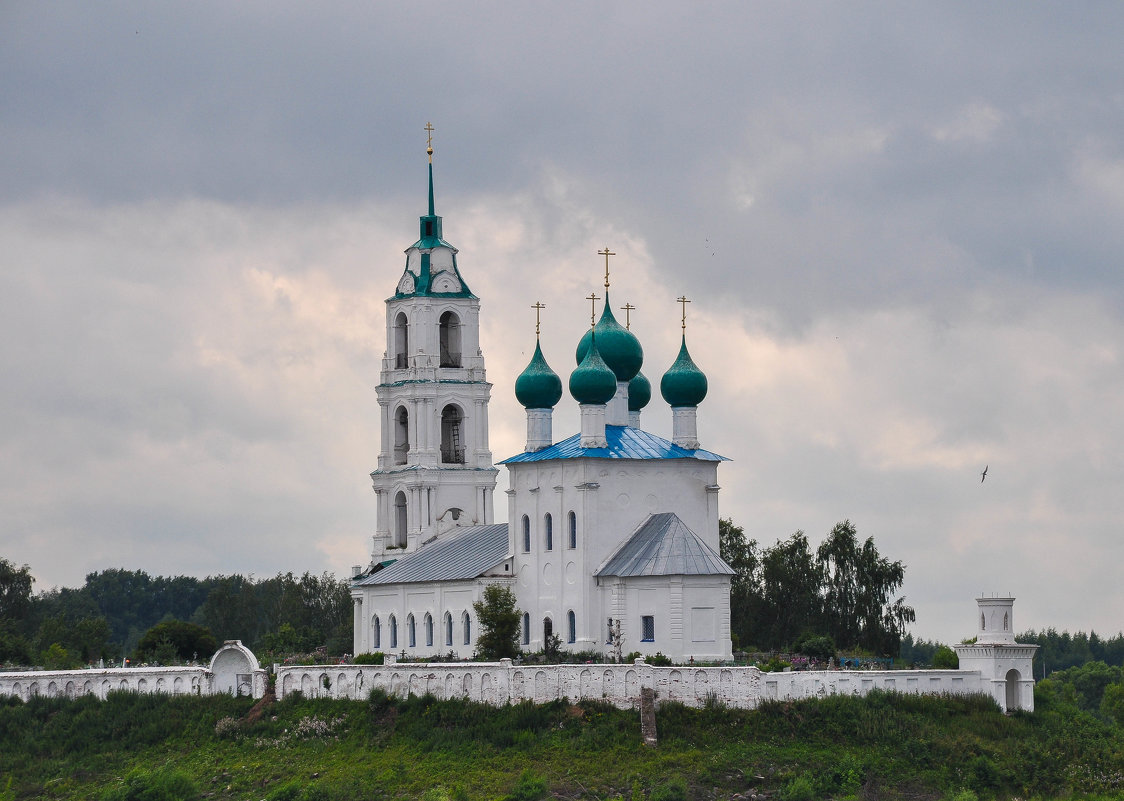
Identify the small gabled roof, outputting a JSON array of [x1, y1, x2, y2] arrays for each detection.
[[352, 524, 508, 586], [594, 513, 734, 578], [500, 425, 727, 464]]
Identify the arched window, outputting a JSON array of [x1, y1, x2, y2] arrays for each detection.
[[522, 612, 530, 645], [1003, 612, 1008, 631], [394, 312, 409, 369], [567, 610, 576, 644], [444, 612, 453, 647], [440, 405, 465, 464], [389, 615, 398, 649], [544, 513, 553, 551], [522, 515, 531, 552], [407, 614, 416, 648], [462, 611, 471, 645], [372, 616, 381, 649], [424, 613, 433, 647], [394, 406, 409, 465], [568, 511, 577, 549], [393, 491, 408, 547], [981, 613, 986, 631], [543, 617, 553, 643], [439, 311, 461, 368]]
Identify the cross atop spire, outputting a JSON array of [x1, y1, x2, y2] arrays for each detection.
[[621, 302, 636, 330], [677, 296, 691, 332], [586, 292, 600, 327], [425, 121, 435, 163], [598, 247, 616, 289], [531, 301, 546, 338]]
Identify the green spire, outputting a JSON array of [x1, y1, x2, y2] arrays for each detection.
[[628, 370, 652, 412], [393, 133, 474, 299], [516, 340, 563, 409], [660, 335, 708, 407], [575, 292, 644, 382], [428, 161, 435, 217], [569, 332, 617, 405]]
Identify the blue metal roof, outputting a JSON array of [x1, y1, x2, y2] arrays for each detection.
[[594, 513, 735, 578], [499, 425, 727, 464], [352, 524, 509, 586]]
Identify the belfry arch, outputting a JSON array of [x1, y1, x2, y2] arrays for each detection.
[[394, 407, 409, 465], [439, 310, 461, 367], [394, 312, 409, 368], [393, 491, 408, 547], [440, 404, 465, 464]]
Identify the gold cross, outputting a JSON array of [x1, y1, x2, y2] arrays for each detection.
[[677, 296, 691, 332], [598, 247, 616, 289], [620, 302, 635, 330], [425, 122, 435, 162], [586, 292, 600, 327], [531, 301, 546, 337]]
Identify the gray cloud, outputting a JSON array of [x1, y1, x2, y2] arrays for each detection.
[[2, 2, 1123, 642]]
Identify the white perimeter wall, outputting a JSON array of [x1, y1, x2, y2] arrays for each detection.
[[275, 660, 1013, 711], [0, 665, 268, 701]]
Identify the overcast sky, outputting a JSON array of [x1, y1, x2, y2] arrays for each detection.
[[3, 2, 1122, 644]]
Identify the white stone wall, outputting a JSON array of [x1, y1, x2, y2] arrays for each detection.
[[0, 642, 268, 702], [0, 666, 213, 701], [274, 660, 999, 711]]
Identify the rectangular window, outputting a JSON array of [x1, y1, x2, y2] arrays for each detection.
[[641, 615, 655, 642]]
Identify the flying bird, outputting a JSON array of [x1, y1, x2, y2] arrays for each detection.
[[980, 465, 988, 483]]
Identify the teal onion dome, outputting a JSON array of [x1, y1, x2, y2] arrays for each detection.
[[515, 341, 563, 409], [569, 334, 617, 405], [628, 370, 651, 412], [575, 295, 643, 382], [660, 336, 708, 407]]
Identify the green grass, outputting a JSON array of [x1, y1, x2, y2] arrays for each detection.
[[0, 689, 1121, 800]]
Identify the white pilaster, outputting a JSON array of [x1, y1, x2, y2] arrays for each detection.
[[606, 381, 629, 426], [525, 408, 554, 452], [579, 404, 608, 448], [670, 406, 699, 449]]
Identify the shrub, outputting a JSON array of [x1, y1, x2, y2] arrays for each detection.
[[353, 651, 385, 665], [503, 769, 547, 801], [932, 646, 959, 669], [779, 774, 816, 801], [650, 776, 688, 801], [758, 657, 791, 672], [134, 620, 217, 663], [473, 584, 522, 660], [266, 782, 304, 801], [647, 651, 673, 667], [794, 634, 836, 662], [100, 766, 198, 800]]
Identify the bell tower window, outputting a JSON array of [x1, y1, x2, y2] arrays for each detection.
[[394, 407, 409, 465], [439, 311, 461, 367], [394, 312, 409, 369], [440, 405, 465, 464], [393, 491, 408, 547]]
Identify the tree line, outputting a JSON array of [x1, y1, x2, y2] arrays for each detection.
[[720, 518, 916, 656], [0, 558, 352, 668]]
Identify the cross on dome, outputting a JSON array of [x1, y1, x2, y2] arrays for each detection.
[[598, 246, 616, 289]]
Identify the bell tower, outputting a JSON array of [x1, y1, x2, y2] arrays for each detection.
[[369, 126, 498, 561]]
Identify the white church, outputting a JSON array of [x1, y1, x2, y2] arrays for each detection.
[[350, 141, 735, 662]]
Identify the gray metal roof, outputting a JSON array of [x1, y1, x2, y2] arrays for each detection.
[[500, 425, 727, 464], [594, 513, 735, 578], [352, 524, 509, 586]]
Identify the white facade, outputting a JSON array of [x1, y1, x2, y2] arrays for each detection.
[[506, 455, 730, 661]]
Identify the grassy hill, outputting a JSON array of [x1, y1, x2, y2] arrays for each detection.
[[1, 685, 1122, 801]]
